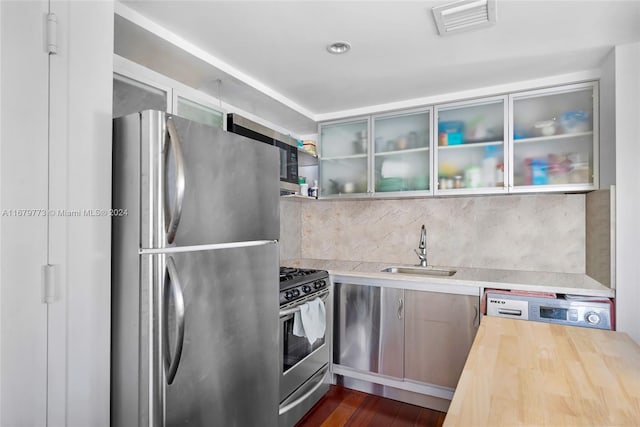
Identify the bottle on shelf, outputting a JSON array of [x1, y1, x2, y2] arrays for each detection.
[[309, 180, 319, 199], [482, 146, 498, 187], [299, 177, 308, 197]]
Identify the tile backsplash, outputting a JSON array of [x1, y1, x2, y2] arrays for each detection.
[[281, 194, 587, 274]]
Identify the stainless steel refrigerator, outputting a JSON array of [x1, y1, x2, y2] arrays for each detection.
[[111, 110, 280, 427]]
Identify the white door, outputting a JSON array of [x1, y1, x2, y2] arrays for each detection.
[[0, 1, 50, 425]]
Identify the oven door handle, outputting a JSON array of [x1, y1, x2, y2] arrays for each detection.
[[279, 289, 329, 317], [278, 365, 329, 416]]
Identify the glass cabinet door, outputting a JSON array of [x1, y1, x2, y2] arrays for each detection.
[[176, 96, 224, 129], [435, 97, 507, 194], [373, 109, 431, 194], [510, 83, 596, 191], [319, 118, 369, 197]]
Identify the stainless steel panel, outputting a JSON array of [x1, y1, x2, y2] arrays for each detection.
[[110, 247, 161, 427], [163, 243, 279, 427], [404, 291, 478, 388], [114, 110, 280, 250], [333, 283, 404, 378], [168, 113, 279, 246], [278, 366, 330, 427], [112, 113, 151, 426]]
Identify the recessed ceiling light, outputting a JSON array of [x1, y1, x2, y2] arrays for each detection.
[[326, 41, 351, 54]]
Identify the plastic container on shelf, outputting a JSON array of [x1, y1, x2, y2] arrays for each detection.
[[560, 111, 590, 134], [568, 152, 590, 183], [298, 177, 308, 196]]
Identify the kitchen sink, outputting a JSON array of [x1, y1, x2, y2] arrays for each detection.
[[381, 266, 457, 277]]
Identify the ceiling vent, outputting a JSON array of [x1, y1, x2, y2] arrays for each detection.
[[432, 0, 497, 36]]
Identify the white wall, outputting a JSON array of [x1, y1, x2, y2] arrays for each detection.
[[0, 1, 113, 425], [614, 41, 640, 343], [54, 2, 114, 425]]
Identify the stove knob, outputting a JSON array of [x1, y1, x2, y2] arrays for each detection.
[[302, 285, 311, 293], [585, 312, 601, 325], [314, 280, 326, 289], [292, 289, 300, 297], [285, 291, 293, 300]]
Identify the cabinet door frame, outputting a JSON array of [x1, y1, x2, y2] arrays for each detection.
[[171, 84, 226, 130], [433, 95, 510, 196], [113, 56, 174, 113], [114, 55, 227, 130], [507, 81, 599, 194], [371, 106, 434, 197]]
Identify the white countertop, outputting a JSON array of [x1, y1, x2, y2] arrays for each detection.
[[281, 258, 615, 298]]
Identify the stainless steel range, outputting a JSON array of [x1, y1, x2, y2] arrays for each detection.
[[278, 267, 331, 427]]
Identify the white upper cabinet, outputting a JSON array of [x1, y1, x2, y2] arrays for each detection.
[[373, 108, 432, 195], [319, 118, 370, 197], [175, 95, 224, 129], [434, 97, 508, 195], [509, 82, 598, 192], [318, 81, 599, 199]]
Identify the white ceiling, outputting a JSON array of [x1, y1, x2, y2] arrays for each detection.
[[117, 0, 640, 134]]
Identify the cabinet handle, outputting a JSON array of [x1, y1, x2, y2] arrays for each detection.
[[398, 298, 403, 320], [473, 303, 480, 328]]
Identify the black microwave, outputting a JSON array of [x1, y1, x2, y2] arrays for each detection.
[[227, 113, 299, 194]]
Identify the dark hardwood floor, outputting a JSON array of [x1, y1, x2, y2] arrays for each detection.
[[295, 385, 447, 427]]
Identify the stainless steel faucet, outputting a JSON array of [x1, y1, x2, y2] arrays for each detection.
[[414, 225, 428, 267]]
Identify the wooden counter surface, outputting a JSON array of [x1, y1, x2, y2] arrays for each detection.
[[444, 317, 640, 426]]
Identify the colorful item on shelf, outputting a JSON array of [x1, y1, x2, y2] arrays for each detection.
[[438, 121, 464, 146], [531, 158, 548, 185], [302, 140, 317, 156]]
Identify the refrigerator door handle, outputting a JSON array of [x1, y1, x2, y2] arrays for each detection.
[[165, 117, 186, 244], [164, 256, 185, 385]]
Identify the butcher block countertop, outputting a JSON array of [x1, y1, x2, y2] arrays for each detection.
[[444, 317, 640, 426]]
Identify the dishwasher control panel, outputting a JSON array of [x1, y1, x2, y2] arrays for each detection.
[[486, 292, 613, 330]]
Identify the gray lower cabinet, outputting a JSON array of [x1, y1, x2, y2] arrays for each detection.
[[333, 281, 480, 400], [333, 283, 404, 378], [404, 290, 479, 388]]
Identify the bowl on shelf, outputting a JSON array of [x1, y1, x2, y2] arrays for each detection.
[[534, 120, 557, 136], [377, 177, 405, 192]]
